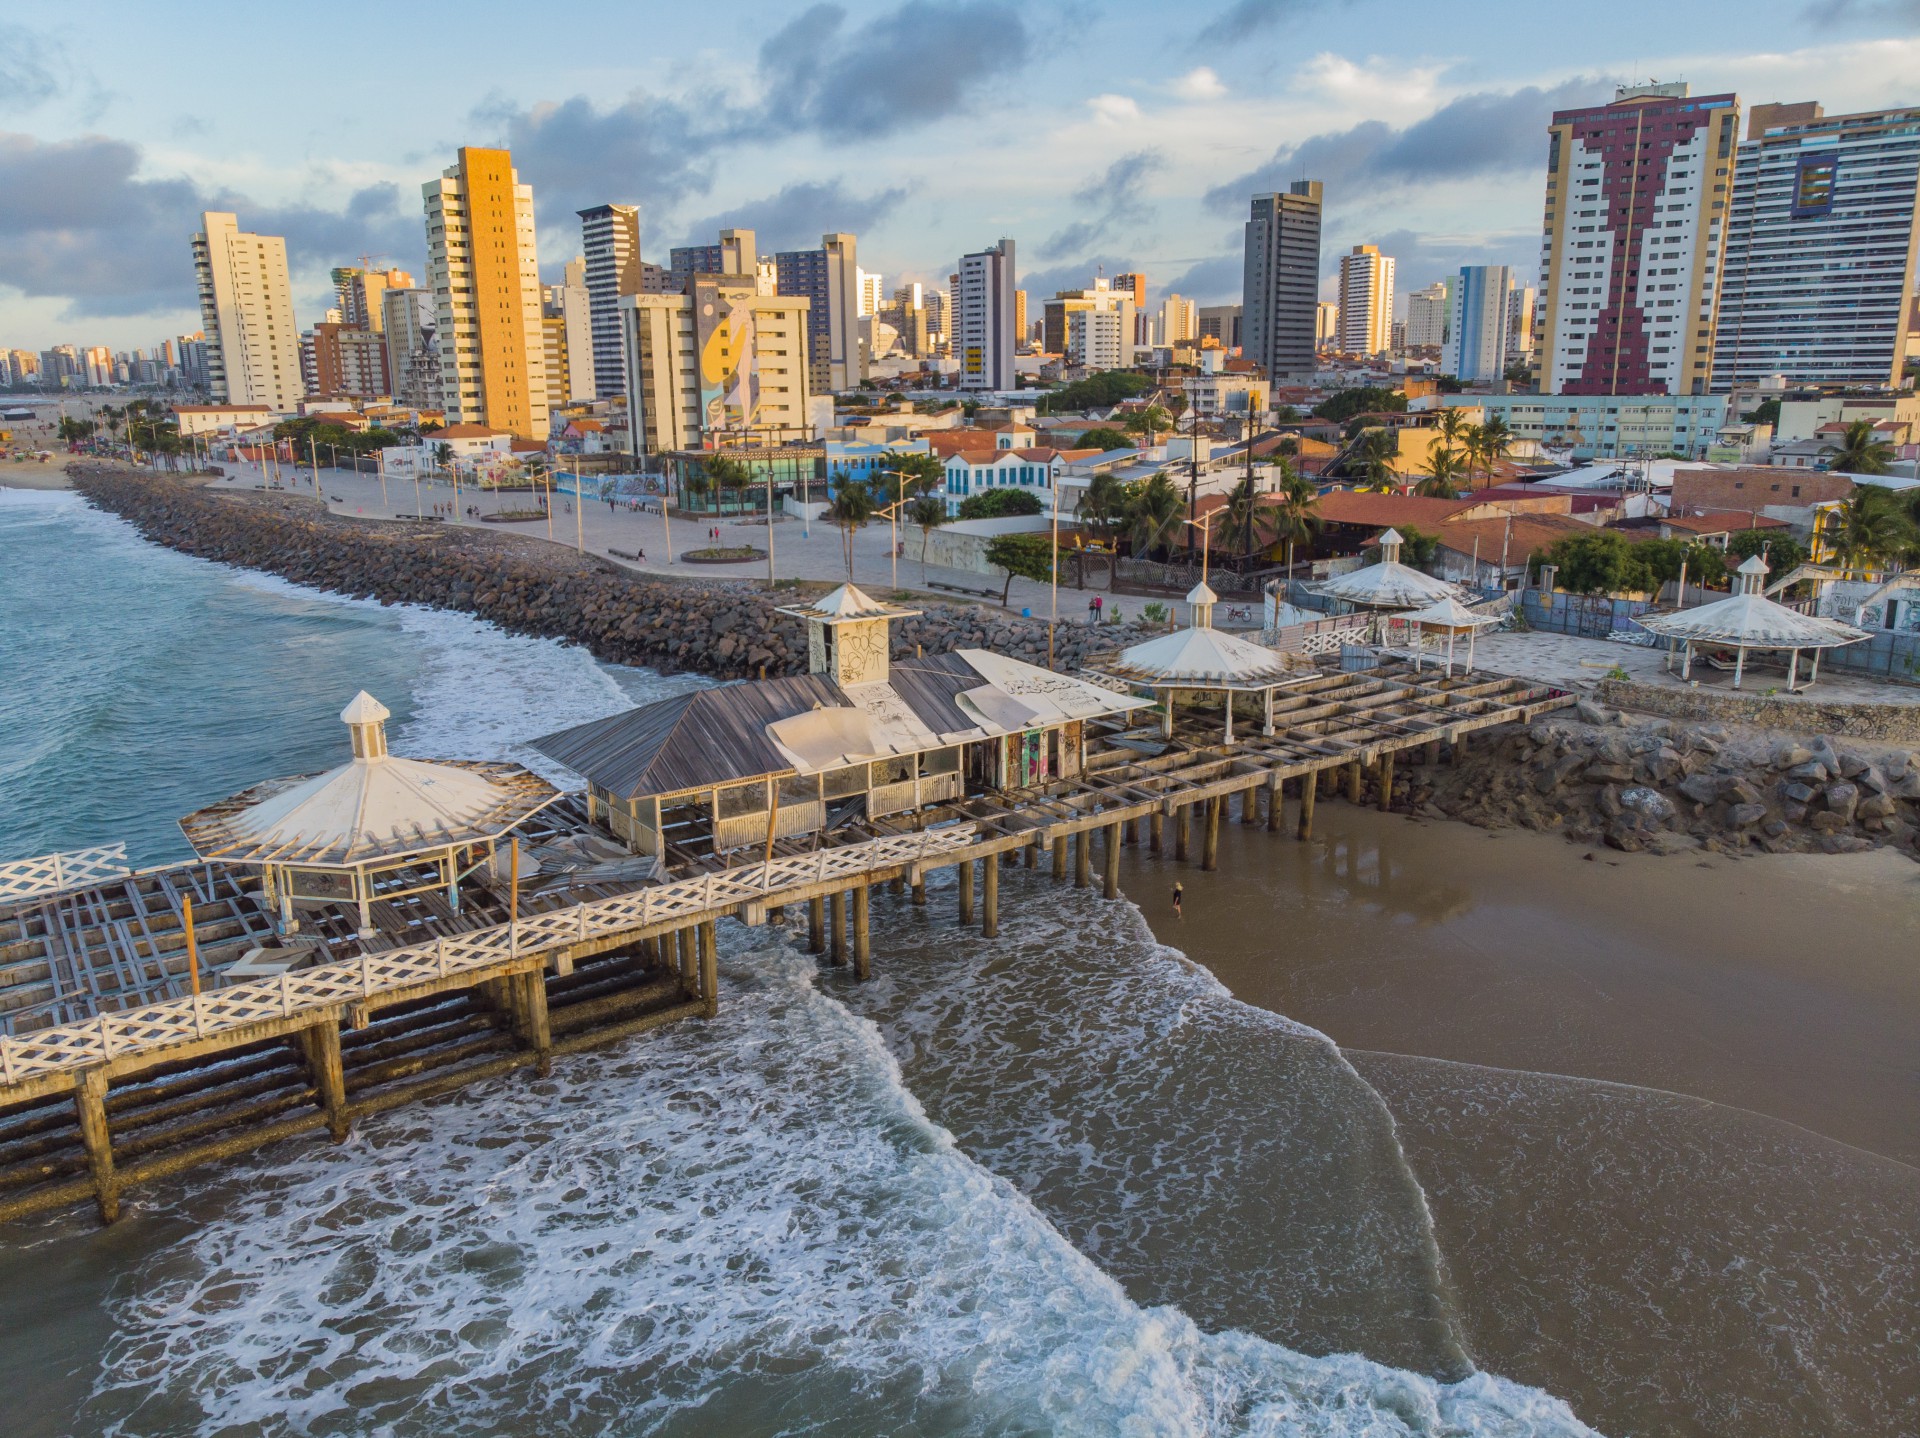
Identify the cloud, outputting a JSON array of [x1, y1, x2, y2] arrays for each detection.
[[752, 1, 1030, 141], [678, 179, 909, 252], [1042, 149, 1165, 258], [483, 91, 716, 229], [0, 131, 421, 321], [1196, 0, 1331, 44], [1171, 67, 1227, 101], [1204, 77, 1609, 211], [1162, 251, 1244, 303], [1017, 255, 1141, 300], [1087, 94, 1141, 124], [1340, 225, 1541, 299], [1801, 0, 1920, 22], [0, 24, 62, 110]]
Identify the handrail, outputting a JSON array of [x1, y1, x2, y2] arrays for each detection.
[[0, 844, 132, 905]]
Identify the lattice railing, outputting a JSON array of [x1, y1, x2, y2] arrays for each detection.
[[0, 825, 979, 1089], [0, 844, 132, 905]]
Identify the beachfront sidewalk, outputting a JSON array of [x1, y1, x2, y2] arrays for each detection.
[[201, 458, 1201, 630]]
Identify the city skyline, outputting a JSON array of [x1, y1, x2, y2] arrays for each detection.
[[4, 1, 1917, 350]]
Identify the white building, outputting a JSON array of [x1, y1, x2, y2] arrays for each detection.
[[956, 238, 1017, 392], [857, 267, 885, 317], [381, 287, 441, 411], [1405, 281, 1448, 349], [1067, 308, 1129, 371], [545, 257, 596, 404], [941, 446, 1065, 515], [578, 203, 642, 402], [1437, 392, 1727, 459], [1336, 245, 1395, 356], [191, 212, 304, 411], [1443, 266, 1513, 383]]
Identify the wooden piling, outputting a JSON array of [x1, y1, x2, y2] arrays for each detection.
[[699, 920, 720, 1016], [958, 858, 975, 925], [1378, 752, 1395, 812], [1298, 769, 1317, 840], [808, 896, 825, 953], [911, 869, 927, 905], [1425, 739, 1441, 766], [1346, 758, 1363, 804], [1052, 835, 1067, 881], [853, 886, 871, 981], [308, 1017, 350, 1140], [1174, 804, 1189, 861], [981, 857, 998, 939], [1453, 731, 1468, 766], [829, 890, 847, 966], [520, 971, 553, 1076], [1074, 829, 1091, 889], [1242, 785, 1260, 826], [1202, 796, 1221, 871], [677, 926, 697, 984], [75, 1069, 117, 1224], [1149, 809, 1163, 855], [1103, 822, 1121, 900], [1267, 774, 1283, 833]]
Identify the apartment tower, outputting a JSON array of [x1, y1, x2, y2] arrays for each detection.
[[191, 212, 303, 410], [956, 238, 1016, 391], [775, 232, 864, 392], [1712, 101, 1920, 390], [1243, 182, 1324, 381], [1405, 281, 1449, 349], [1537, 82, 1739, 396], [422, 147, 549, 438], [579, 203, 642, 401], [1336, 244, 1395, 356], [1443, 266, 1514, 382]]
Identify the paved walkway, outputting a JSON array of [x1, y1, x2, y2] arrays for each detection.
[[202, 458, 1201, 629]]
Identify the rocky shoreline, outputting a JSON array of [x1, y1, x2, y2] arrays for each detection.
[[68, 466, 1151, 680]]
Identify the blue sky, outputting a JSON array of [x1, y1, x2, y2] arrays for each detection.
[[3, 0, 1918, 350]]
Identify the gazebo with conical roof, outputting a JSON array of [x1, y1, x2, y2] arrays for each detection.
[[1393, 595, 1501, 676], [1090, 581, 1304, 740], [179, 692, 560, 939], [1634, 555, 1870, 690], [1310, 528, 1462, 613]]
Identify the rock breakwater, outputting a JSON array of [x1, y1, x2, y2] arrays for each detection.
[[69, 467, 1150, 681]]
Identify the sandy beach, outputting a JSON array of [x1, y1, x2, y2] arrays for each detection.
[[0, 459, 70, 490]]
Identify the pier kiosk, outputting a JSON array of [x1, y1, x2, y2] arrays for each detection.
[[180, 692, 560, 940], [1634, 555, 1870, 691], [1310, 528, 1464, 619]]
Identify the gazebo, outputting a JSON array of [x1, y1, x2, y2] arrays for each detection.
[[1091, 581, 1303, 741], [1634, 555, 1870, 691], [179, 692, 560, 939], [1310, 528, 1462, 613], [1392, 595, 1500, 675]]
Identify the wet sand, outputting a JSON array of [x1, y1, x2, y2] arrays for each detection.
[[1124, 804, 1920, 1435]]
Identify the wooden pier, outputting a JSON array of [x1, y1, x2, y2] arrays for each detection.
[[0, 661, 1569, 1225]]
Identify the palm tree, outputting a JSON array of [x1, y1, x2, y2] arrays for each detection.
[[1217, 470, 1275, 562], [1076, 469, 1130, 546], [1267, 464, 1321, 576], [1825, 489, 1911, 573], [1124, 471, 1184, 560], [1349, 428, 1398, 489], [1416, 444, 1466, 499], [1434, 407, 1471, 456], [1825, 419, 1895, 475], [1474, 417, 1514, 487], [679, 465, 712, 513], [907, 494, 948, 565], [828, 476, 874, 577]]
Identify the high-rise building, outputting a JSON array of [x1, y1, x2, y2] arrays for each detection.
[[1506, 285, 1537, 361], [1013, 289, 1028, 348], [1067, 309, 1129, 370], [1043, 277, 1136, 360], [1406, 281, 1449, 348], [1159, 292, 1198, 345], [331, 267, 413, 331], [83, 346, 113, 388], [956, 238, 1016, 391], [1537, 82, 1738, 396], [422, 147, 549, 437], [1112, 272, 1147, 308], [1197, 304, 1242, 348], [311, 322, 391, 398], [1336, 245, 1396, 355], [579, 203, 643, 402], [857, 267, 885, 317], [1315, 302, 1339, 350], [776, 233, 863, 392], [622, 275, 812, 453], [1713, 101, 1920, 390], [191, 211, 303, 410], [381, 288, 441, 410], [1443, 266, 1513, 382], [1243, 182, 1323, 381], [542, 257, 595, 405]]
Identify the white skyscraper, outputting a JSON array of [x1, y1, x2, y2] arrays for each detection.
[[1336, 245, 1395, 356], [956, 238, 1016, 392], [1405, 281, 1449, 349], [579, 203, 642, 402], [191, 212, 303, 411], [1442, 266, 1513, 382], [856, 267, 885, 317]]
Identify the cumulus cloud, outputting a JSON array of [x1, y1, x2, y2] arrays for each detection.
[[1801, 0, 1920, 22], [1087, 94, 1142, 124], [1042, 150, 1165, 258], [1171, 67, 1227, 101], [678, 179, 909, 252], [1204, 77, 1609, 211], [483, 91, 716, 227], [0, 131, 421, 320], [1162, 251, 1245, 303]]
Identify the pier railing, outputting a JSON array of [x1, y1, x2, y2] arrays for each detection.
[[0, 843, 133, 905], [0, 824, 979, 1088]]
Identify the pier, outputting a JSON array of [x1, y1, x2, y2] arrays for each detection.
[[0, 650, 1568, 1226]]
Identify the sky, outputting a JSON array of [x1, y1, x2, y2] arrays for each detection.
[[4, 0, 1919, 352]]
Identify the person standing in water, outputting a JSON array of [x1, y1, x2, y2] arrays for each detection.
[[1172, 881, 1184, 918]]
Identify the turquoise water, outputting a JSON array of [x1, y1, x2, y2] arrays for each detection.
[[0, 485, 1598, 1438]]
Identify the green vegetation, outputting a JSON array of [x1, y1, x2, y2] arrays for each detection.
[[828, 476, 875, 577], [957, 488, 1044, 520], [1311, 387, 1406, 424], [1075, 470, 1131, 546], [270, 415, 404, 455], [1141, 601, 1170, 625], [877, 451, 946, 496], [1740, 397, 1781, 428], [1822, 486, 1920, 570], [1824, 418, 1895, 475], [1217, 470, 1274, 561], [1266, 465, 1321, 573], [1034, 370, 1151, 414], [984, 532, 1057, 604], [1076, 426, 1134, 451], [1124, 404, 1174, 448], [1543, 531, 1730, 596], [1372, 526, 1439, 569], [1726, 528, 1807, 573], [1125, 471, 1185, 559], [906, 494, 948, 564]]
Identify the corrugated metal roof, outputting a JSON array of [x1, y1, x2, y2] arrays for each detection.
[[889, 652, 987, 736]]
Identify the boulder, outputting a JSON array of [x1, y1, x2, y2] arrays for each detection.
[[1678, 773, 1721, 805], [1724, 777, 1762, 807], [1781, 781, 1816, 805], [1620, 787, 1676, 823], [1585, 761, 1634, 785], [1575, 698, 1612, 725], [1726, 803, 1767, 828], [1772, 742, 1813, 770], [1824, 782, 1860, 823]]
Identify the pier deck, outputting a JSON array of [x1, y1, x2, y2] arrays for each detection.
[[0, 661, 1569, 1224]]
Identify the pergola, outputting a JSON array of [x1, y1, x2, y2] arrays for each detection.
[[1635, 555, 1870, 691], [1310, 528, 1463, 614], [179, 692, 559, 939], [1392, 595, 1500, 675], [1090, 581, 1305, 741]]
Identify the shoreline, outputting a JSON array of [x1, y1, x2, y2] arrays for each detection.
[[0, 465, 71, 491]]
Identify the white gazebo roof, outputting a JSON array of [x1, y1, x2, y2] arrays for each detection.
[[1311, 528, 1463, 610], [1398, 596, 1500, 631], [1635, 593, 1869, 650], [777, 582, 918, 624], [1185, 579, 1220, 606], [1101, 626, 1299, 689], [180, 693, 560, 868]]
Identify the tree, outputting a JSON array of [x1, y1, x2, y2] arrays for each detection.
[[1375, 526, 1439, 569], [1415, 445, 1466, 499], [1312, 387, 1406, 424], [1217, 470, 1275, 561], [957, 487, 1044, 520], [704, 454, 753, 512], [1824, 488, 1913, 572], [1726, 528, 1807, 574], [1034, 371, 1149, 414], [1545, 531, 1661, 595], [1267, 464, 1320, 575], [1272, 405, 1302, 423], [828, 475, 874, 577], [907, 494, 949, 565], [1124, 471, 1184, 558], [1124, 404, 1172, 448], [1345, 428, 1399, 488], [884, 451, 946, 496], [56, 416, 95, 443], [1741, 397, 1782, 428], [1076, 426, 1134, 451], [1433, 407, 1471, 455], [1076, 469, 1130, 545], [1825, 419, 1894, 475], [984, 533, 1056, 605]]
